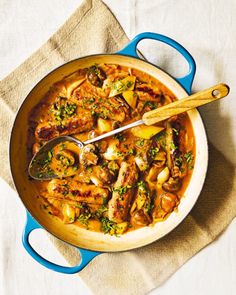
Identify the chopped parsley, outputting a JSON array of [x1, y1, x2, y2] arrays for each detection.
[[149, 147, 159, 158], [51, 101, 77, 122], [184, 151, 194, 169], [95, 205, 108, 218], [143, 101, 157, 110], [100, 217, 117, 234], [170, 142, 177, 150], [113, 185, 132, 196], [77, 213, 91, 227], [155, 131, 166, 148], [173, 128, 179, 136], [114, 133, 126, 142], [145, 202, 154, 214], [86, 97, 95, 104], [175, 156, 183, 167], [128, 148, 136, 155], [137, 181, 148, 193], [135, 138, 145, 147]]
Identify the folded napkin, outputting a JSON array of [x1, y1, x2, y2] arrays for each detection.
[[0, 0, 235, 294]]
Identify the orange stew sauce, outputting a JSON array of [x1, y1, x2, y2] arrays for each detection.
[[28, 64, 195, 235]]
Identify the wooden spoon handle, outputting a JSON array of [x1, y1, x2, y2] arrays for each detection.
[[142, 83, 230, 126]]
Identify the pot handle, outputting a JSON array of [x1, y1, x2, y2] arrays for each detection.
[[117, 32, 196, 94], [22, 211, 100, 274]]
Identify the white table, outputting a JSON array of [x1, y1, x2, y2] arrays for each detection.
[[0, 1, 235, 294]]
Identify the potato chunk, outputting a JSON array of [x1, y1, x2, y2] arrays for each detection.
[[122, 90, 137, 109], [131, 125, 164, 139], [109, 76, 136, 97]]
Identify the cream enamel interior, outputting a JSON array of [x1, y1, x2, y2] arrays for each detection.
[[10, 54, 208, 252]]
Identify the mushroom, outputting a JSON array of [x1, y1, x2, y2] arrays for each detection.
[[157, 167, 170, 188], [62, 203, 79, 224], [103, 139, 123, 161], [130, 181, 152, 227], [80, 144, 98, 167], [87, 66, 106, 87], [160, 192, 179, 213], [162, 177, 182, 192], [91, 165, 115, 185], [130, 209, 151, 226], [134, 155, 149, 171], [153, 151, 166, 168], [55, 149, 75, 167]]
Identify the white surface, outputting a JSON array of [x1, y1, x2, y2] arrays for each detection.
[[0, 0, 235, 294]]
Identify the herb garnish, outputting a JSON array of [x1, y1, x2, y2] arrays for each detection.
[[100, 217, 117, 234], [136, 138, 145, 147], [114, 133, 126, 142], [113, 185, 132, 196], [95, 205, 108, 218], [77, 213, 91, 227], [149, 147, 159, 158], [51, 102, 77, 122], [144, 101, 157, 110], [184, 151, 194, 169]]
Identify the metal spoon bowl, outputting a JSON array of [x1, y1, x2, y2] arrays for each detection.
[[28, 120, 143, 180]]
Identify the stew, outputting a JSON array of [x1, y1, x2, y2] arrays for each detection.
[[28, 63, 195, 235]]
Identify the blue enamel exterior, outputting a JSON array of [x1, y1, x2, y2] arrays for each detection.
[[22, 211, 100, 274], [117, 32, 196, 94], [22, 32, 196, 274]]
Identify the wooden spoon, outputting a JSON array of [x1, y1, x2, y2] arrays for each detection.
[[29, 83, 229, 180]]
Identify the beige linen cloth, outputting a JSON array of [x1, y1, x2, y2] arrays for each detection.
[[0, 0, 235, 294]]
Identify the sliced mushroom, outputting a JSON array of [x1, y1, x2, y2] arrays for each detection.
[[80, 144, 98, 167], [134, 155, 149, 171], [146, 164, 160, 182], [103, 139, 123, 161], [162, 177, 182, 192]]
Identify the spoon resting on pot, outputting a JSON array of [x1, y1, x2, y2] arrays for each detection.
[[29, 83, 229, 180]]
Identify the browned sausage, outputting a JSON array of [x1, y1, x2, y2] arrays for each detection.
[[47, 179, 109, 205], [108, 161, 138, 223], [35, 108, 94, 141]]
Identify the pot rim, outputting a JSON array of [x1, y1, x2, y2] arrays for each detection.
[[9, 53, 208, 252]]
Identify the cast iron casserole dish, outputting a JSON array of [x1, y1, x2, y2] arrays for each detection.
[[10, 32, 208, 273]]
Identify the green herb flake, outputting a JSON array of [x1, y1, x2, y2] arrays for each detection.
[[184, 151, 194, 169], [113, 185, 132, 196], [95, 205, 108, 218], [170, 142, 177, 150], [144, 101, 157, 110], [100, 217, 117, 234], [136, 138, 145, 147], [114, 133, 126, 142], [128, 148, 136, 155], [77, 213, 91, 227], [149, 147, 159, 158]]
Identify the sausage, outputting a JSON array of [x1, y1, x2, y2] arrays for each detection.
[[108, 161, 138, 223], [35, 108, 94, 141], [47, 179, 109, 205]]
